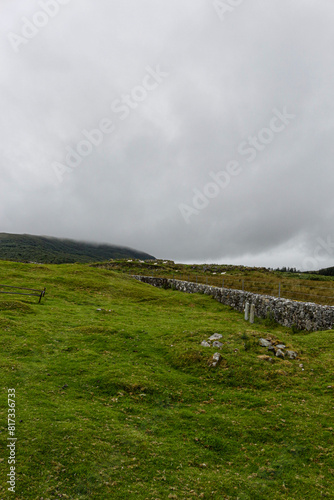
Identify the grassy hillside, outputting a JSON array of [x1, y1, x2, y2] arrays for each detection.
[[94, 259, 334, 306], [0, 233, 154, 264], [0, 260, 333, 499], [317, 266, 334, 277]]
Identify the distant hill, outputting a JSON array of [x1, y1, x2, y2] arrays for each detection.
[[317, 266, 334, 277], [0, 233, 155, 264]]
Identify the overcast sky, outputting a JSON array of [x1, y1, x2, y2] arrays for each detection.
[[1, 0, 334, 270]]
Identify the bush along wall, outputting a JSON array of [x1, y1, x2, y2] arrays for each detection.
[[132, 276, 334, 332]]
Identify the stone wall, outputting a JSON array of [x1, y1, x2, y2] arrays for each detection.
[[132, 276, 334, 332]]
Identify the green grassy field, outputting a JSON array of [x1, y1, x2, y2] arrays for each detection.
[[0, 260, 333, 499], [95, 259, 334, 306]]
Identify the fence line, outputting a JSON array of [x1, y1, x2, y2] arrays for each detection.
[[134, 273, 334, 306], [0, 284, 46, 303]]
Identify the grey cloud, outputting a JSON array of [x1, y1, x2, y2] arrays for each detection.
[[1, 0, 334, 270]]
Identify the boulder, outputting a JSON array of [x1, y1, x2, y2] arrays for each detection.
[[209, 352, 222, 367], [209, 333, 223, 341], [259, 338, 272, 347], [212, 341, 223, 349], [201, 341, 211, 347], [276, 349, 285, 359], [286, 350, 297, 359]]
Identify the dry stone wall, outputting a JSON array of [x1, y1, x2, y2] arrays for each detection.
[[132, 276, 334, 332]]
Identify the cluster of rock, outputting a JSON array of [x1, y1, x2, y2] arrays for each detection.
[[132, 276, 334, 332], [200, 333, 223, 367], [201, 333, 224, 349], [259, 338, 298, 361]]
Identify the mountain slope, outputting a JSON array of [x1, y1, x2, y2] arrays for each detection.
[[317, 266, 334, 276], [0, 233, 155, 264]]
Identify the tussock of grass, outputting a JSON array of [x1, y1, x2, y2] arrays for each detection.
[[0, 300, 35, 314]]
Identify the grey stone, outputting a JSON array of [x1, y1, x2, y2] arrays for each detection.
[[210, 352, 222, 367], [209, 333, 223, 341], [212, 341, 223, 348], [259, 338, 272, 347], [276, 349, 285, 359], [286, 350, 297, 359], [267, 345, 276, 352], [201, 341, 211, 347], [250, 304, 255, 323], [244, 302, 250, 321], [276, 344, 286, 349]]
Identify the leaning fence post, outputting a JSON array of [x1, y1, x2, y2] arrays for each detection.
[[244, 302, 250, 321], [279, 283, 281, 298], [39, 288, 46, 304], [242, 280, 244, 292], [250, 304, 255, 324]]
